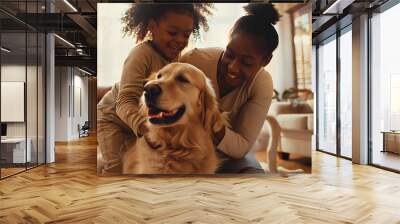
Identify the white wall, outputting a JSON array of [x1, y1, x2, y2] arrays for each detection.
[[75, 74, 89, 122], [265, 12, 296, 95], [1, 65, 26, 140], [55, 67, 89, 141], [72, 73, 89, 138], [55, 67, 69, 141], [97, 3, 133, 87], [1, 63, 46, 163], [1, 65, 37, 138]]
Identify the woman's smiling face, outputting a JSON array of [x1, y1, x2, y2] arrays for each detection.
[[219, 32, 270, 89]]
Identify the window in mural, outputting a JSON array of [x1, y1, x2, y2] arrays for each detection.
[[292, 5, 312, 90]]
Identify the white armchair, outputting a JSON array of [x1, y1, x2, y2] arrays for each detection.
[[269, 101, 313, 159]]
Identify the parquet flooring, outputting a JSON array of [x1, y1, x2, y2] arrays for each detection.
[[1, 167, 25, 178], [0, 135, 399, 223], [372, 151, 400, 171]]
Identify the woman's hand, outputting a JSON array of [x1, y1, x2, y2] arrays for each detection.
[[212, 125, 225, 146], [212, 109, 228, 145], [140, 122, 163, 149]]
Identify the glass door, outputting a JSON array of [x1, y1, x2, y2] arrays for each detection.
[[339, 26, 352, 159], [317, 35, 337, 154], [370, 2, 400, 172]]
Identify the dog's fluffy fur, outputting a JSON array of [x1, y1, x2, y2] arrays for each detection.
[[122, 63, 226, 174]]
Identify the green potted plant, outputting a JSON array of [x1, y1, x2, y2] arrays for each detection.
[[282, 87, 297, 101], [272, 89, 281, 101]]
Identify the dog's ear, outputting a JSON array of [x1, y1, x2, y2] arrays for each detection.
[[138, 96, 147, 117], [146, 72, 157, 82], [200, 78, 226, 133], [139, 72, 157, 118]]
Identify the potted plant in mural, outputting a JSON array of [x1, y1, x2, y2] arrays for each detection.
[[272, 89, 281, 102], [282, 87, 298, 104], [282, 87, 313, 107]]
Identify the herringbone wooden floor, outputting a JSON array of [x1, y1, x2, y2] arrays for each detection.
[[1, 135, 400, 223]]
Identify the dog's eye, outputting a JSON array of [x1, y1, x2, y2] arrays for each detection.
[[157, 74, 162, 79], [176, 75, 189, 84]]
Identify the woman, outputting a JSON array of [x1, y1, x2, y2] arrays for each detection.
[[180, 3, 279, 173]]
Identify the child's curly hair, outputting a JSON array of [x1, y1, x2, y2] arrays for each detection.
[[122, 3, 214, 42]]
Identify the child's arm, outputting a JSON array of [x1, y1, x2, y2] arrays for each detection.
[[115, 47, 152, 137]]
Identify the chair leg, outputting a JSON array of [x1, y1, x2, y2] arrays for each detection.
[[265, 116, 281, 173], [278, 152, 290, 160]]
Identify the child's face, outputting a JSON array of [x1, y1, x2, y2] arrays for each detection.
[[149, 11, 194, 60]]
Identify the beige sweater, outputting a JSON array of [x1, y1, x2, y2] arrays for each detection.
[[108, 41, 171, 136], [180, 48, 274, 159]]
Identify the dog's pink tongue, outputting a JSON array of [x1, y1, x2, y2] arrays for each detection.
[[148, 110, 176, 119], [149, 112, 164, 119]]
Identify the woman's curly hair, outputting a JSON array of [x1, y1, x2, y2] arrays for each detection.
[[122, 3, 214, 42]]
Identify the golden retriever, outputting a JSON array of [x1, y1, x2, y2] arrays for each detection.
[[122, 62, 226, 174]]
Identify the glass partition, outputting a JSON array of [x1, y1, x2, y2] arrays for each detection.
[[1, 31, 28, 177], [0, 1, 46, 179]]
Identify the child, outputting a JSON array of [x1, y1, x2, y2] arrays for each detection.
[[97, 3, 213, 173]]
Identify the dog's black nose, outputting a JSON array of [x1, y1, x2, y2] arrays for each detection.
[[144, 84, 162, 101]]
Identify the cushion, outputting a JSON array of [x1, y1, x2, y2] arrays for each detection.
[[276, 114, 309, 130]]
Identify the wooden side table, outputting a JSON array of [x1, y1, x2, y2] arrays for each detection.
[[381, 131, 400, 154]]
